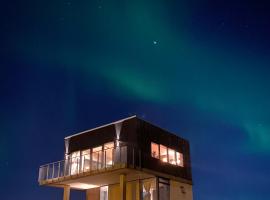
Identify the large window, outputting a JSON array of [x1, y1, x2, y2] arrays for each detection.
[[70, 151, 80, 175], [176, 152, 184, 167], [160, 145, 168, 163], [92, 146, 102, 169], [150, 142, 184, 167], [104, 142, 114, 167], [151, 142, 159, 159], [168, 148, 176, 165], [81, 149, 90, 172]]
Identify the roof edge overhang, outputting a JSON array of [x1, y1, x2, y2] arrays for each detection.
[[65, 115, 137, 140]]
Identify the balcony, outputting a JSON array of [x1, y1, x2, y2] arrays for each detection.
[[38, 145, 136, 185]]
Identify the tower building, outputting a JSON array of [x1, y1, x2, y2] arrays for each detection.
[[38, 116, 193, 200]]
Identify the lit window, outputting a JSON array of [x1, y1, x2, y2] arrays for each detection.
[[176, 152, 184, 167], [81, 149, 90, 172], [104, 142, 114, 167], [168, 148, 176, 165], [92, 146, 102, 169], [160, 145, 168, 162], [70, 151, 80, 175], [151, 142, 159, 159]]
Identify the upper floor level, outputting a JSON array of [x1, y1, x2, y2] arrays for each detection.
[[38, 116, 192, 187]]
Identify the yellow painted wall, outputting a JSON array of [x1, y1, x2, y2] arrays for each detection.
[[126, 181, 137, 200], [108, 181, 139, 200], [170, 180, 193, 200], [109, 184, 120, 200]]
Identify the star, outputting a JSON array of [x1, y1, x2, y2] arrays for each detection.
[[153, 40, 158, 45]]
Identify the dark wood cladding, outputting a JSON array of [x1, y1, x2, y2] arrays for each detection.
[[135, 119, 192, 181], [67, 117, 192, 181], [68, 124, 116, 153]]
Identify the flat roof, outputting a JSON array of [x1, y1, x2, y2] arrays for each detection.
[[65, 115, 188, 142], [65, 115, 137, 139]]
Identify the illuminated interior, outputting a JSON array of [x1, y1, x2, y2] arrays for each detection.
[[81, 149, 90, 172], [160, 145, 168, 163], [176, 152, 184, 167], [141, 178, 157, 200], [71, 151, 80, 175], [92, 146, 102, 169], [168, 148, 176, 165], [104, 142, 114, 167], [151, 142, 159, 159], [151, 142, 184, 167]]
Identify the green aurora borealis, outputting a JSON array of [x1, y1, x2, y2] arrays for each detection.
[[1, 0, 270, 199]]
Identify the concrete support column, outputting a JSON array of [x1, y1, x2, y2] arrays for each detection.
[[120, 174, 126, 200], [63, 185, 70, 200]]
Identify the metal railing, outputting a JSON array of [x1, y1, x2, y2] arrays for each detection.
[[38, 146, 129, 182]]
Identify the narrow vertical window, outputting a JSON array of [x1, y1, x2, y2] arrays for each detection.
[[159, 145, 168, 163], [176, 152, 184, 167], [151, 142, 159, 159], [168, 148, 176, 165]]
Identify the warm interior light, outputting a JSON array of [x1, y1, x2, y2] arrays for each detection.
[[69, 182, 98, 189]]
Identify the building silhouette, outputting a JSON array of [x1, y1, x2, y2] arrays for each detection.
[[38, 116, 193, 200]]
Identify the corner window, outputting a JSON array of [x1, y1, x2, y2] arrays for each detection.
[[160, 145, 168, 163], [151, 142, 159, 159], [176, 152, 184, 167]]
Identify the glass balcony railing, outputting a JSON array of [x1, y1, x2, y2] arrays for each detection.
[[38, 146, 129, 183]]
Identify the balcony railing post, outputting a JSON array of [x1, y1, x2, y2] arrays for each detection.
[[105, 151, 106, 168], [77, 157, 79, 174], [120, 146, 122, 163], [69, 158, 72, 176], [52, 163, 55, 179], [46, 165, 49, 180], [58, 161, 60, 178]]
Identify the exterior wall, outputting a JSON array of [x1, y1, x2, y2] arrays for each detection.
[[86, 188, 100, 200], [107, 181, 139, 200], [109, 184, 120, 200], [170, 180, 193, 200], [137, 119, 192, 181]]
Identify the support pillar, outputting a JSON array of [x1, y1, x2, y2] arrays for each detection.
[[63, 185, 70, 200], [120, 174, 126, 200]]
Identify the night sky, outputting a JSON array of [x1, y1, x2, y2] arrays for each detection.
[[1, 0, 270, 199]]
